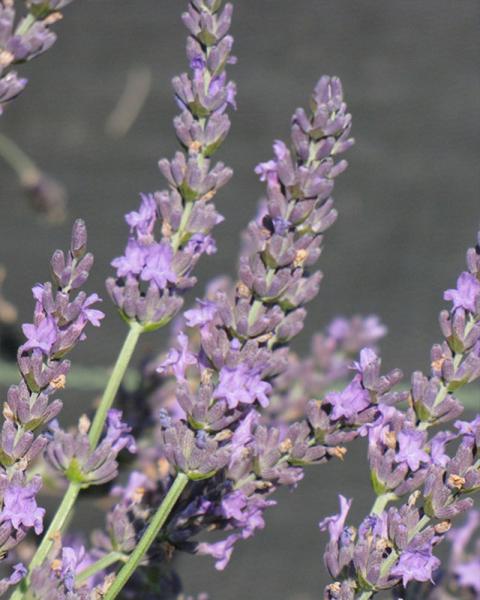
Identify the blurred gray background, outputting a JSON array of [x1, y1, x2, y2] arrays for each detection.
[[0, 0, 479, 598]]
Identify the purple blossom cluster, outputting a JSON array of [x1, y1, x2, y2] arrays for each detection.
[[46, 409, 136, 487], [319, 234, 480, 599], [94, 70, 357, 587], [106, 0, 236, 330], [0, 220, 102, 595], [0, 0, 74, 115]]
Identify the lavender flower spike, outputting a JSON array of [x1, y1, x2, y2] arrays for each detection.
[[107, 0, 236, 331], [0, 220, 102, 571]]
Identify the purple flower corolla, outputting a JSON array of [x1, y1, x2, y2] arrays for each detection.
[[430, 431, 457, 467], [21, 315, 57, 354], [272, 139, 289, 160], [0, 73, 27, 113], [319, 495, 352, 543], [196, 534, 237, 570], [0, 563, 27, 596], [140, 242, 178, 289], [254, 159, 278, 186], [185, 233, 217, 257], [444, 271, 480, 313], [352, 347, 378, 374], [80, 293, 105, 327], [324, 376, 370, 421], [395, 429, 430, 472], [454, 415, 480, 438], [125, 193, 157, 236], [390, 544, 440, 587], [198, 494, 273, 570], [213, 364, 271, 409], [111, 239, 148, 278], [0, 476, 45, 534], [184, 299, 218, 328], [104, 409, 136, 454], [158, 332, 197, 381], [221, 490, 247, 521]]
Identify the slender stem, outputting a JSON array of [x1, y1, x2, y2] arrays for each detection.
[[88, 322, 143, 448], [0, 131, 38, 178], [76, 552, 128, 585], [103, 473, 189, 600], [371, 492, 397, 515], [15, 13, 37, 37], [357, 592, 373, 600], [11, 482, 82, 597]]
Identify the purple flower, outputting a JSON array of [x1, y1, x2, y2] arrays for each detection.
[[353, 347, 378, 374], [213, 364, 271, 409], [196, 534, 238, 570], [21, 315, 57, 354], [221, 491, 247, 521], [325, 376, 370, 421], [111, 238, 148, 278], [141, 242, 178, 289], [395, 429, 430, 472], [185, 233, 217, 257], [319, 495, 352, 543], [80, 293, 105, 327], [0, 563, 27, 596], [430, 431, 456, 467], [391, 544, 440, 587], [184, 299, 218, 328], [158, 332, 197, 381], [454, 415, 480, 438], [125, 193, 157, 235], [0, 476, 45, 534], [273, 139, 289, 160], [254, 160, 278, 186], [104, 409, 137, 453], [444, 271, 480, 313]]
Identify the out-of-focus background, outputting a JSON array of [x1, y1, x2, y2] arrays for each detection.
[[0, 1, 479, 598]]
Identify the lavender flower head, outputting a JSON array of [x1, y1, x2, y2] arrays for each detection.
[[107, 0, 236, 330]]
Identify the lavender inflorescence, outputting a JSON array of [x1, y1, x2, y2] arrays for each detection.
[[106, 0, 236, 331], [0, 219, 103, 594], [320, 234, 480, 599], [0, 1, 477, 599]]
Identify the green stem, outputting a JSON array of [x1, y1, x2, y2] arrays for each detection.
[[15, 13, 37, 37], [357, 592, 373, 600], [103, 473, 189, 600], [76, 552, 128, 585], [88, 322, 143, 448], [0, 131, 38, 179], [371, 492, 397, 515]]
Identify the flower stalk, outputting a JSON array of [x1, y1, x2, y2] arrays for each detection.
[[103, 473, 189, 600]]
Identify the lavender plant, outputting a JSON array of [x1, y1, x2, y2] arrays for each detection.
[[0, 1, 477, 599]]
